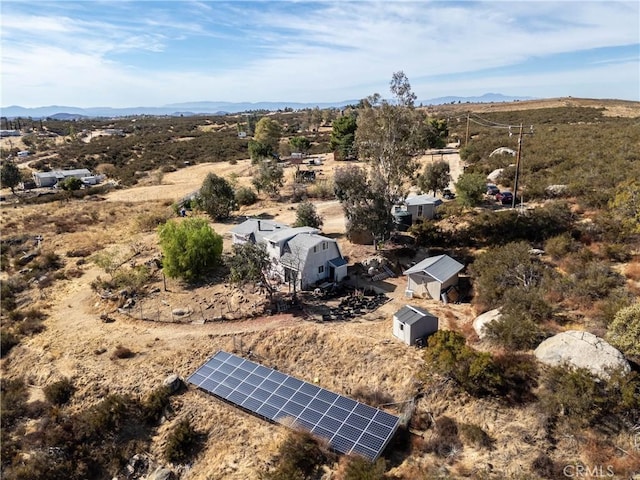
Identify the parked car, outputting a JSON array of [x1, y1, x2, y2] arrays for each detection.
[[496, 191, 513, 205], [486, 184, 500, 196], [443, 188, 456, 200]]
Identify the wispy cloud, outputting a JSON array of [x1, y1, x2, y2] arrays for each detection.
[[1, 1, 638, 107]]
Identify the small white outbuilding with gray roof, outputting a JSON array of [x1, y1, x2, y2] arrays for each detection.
[[404, 254, 464, 301], [393, 305, 439, 345]]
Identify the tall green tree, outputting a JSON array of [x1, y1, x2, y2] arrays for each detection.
[[330, 114, 357, 160], [248, 140, 273, 163], [0, 161, 21, 194], [158, 218, 223, 282], [254, 117, 282, 152], [289, 136, 311, 154], [195, 173, 235, 220], [418, 160, 451, 195], [227, 242, 275, 301], [252, 161, 284, 197], [352, 72, 426, 239], [455, 172, 487, 207], [334, 165, 393, 241], [293, 201, 323, 229]]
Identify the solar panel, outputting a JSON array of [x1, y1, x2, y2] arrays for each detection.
[[187, 351, 400, 461]]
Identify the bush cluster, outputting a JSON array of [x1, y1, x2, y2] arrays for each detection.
[[424, 331, 539, 403], [261, 430, 330, 480]]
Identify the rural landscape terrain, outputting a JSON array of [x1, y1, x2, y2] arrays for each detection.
[[1, 94, 640, 480]]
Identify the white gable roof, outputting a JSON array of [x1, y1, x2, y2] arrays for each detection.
[[404, 254, 464, 282]]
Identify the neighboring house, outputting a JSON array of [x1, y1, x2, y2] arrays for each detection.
[[392, 305, 439, 345], [230, 219, 348, 289], [404, 195, 443, 221], [404, 254, 464, 301], [32, 168, 92, 188], [0, 130, 21, 138]]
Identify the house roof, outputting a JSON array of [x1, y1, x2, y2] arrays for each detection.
[[34, 168, 91, 179], [405, 195, 443, 207], [403, 254, 464, 282], [263, 226, 319, 243], [328, 257, 347, 268], [230, 218, 289, 237], [394, 305, 436, 326], [280, 233, 339, 269]]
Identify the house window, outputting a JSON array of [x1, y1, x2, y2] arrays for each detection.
[[417, 205, 423, 217], [399, 323, 404, 331], [322, 242, 328, 250], [313, 246, 317, 253], [318, 265, 324, 274]]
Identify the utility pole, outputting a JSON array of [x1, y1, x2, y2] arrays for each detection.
[[465, 114, 470, 148], [512, 123, 523, 209]]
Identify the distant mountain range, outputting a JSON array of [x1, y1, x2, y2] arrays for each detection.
[[1, 93, 533, 119]]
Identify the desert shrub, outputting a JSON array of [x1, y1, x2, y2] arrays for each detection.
[[141, 385, 173, 424], [564, 258, 626, 300], [1, 329, 20, 357], [110, 265, 153, 293], [44, 378, 75, 406], [408, 221, 447, 247], [493, 353, 539, 405], [307, 179, 334, 199], [531, 452, 560, 479], [235, 186, 258, 206], [339, 456, 386, 480], [351, 386, 394, 408], [459, 423, 494, 449], [17, 316, 46, 336], [164, 418, 201, 464], [592, 288, 635, 327], [602, 243, 632, 262], [423, 330, 502, 397], [1, 378, 28, 428], [425, 416, 463, 458], [544, 233, 580, 260], [111, 345, 135, 360], [606, 303, 640, 357], [469, 241, 547, 310], [134, 210, 172, 232], [262, 430, 329, 480], [483, 315, 543, 351], [538, 366, 606, 426]]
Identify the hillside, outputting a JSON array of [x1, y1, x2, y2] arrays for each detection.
[[1, 97, 639, 480]]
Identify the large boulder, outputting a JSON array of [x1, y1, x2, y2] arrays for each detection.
[[473, 309, 502, 339], [534, 330, 630, 379]]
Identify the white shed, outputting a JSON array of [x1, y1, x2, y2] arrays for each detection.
[[393, 305, 438, 345], [404, 254, 464, 301], [404, 195, 443, 221]]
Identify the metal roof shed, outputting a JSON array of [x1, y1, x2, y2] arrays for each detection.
[[393, 305, 439, 345], [404, 254, 464, 301]]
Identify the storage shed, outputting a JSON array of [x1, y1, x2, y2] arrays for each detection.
[[404, 254, 464, 301], [393, 305, 438, 345]]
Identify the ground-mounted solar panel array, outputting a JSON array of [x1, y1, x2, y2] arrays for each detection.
[[187, 351, 400, 461]]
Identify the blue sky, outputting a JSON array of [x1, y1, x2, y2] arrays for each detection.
[[1, 0, 638, 108]]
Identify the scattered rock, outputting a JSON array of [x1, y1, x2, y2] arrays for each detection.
[[473, 309, 501, 339], [147, 467, 175, 480], [122, 298, 136, 309], [16, 252, 37, 266], [163, 374, 183, 393], [172, 308, 189, 317], [534, 330, 630, 379], [100, 313, 115, 323]]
